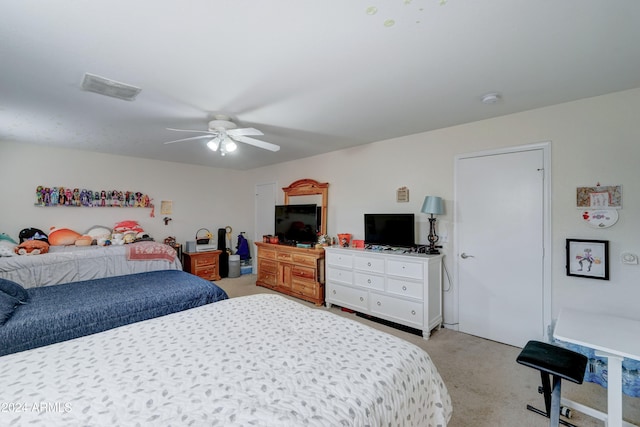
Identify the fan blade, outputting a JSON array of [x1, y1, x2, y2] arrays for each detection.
[[163, 135, 214, 145], [166, 127, 216, 135], [227, 127, 264, 137], [233, 135, 280, 152]]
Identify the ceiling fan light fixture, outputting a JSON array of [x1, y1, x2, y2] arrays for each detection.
[[224, 138, 237, 152], [206, 137, 220, 152]]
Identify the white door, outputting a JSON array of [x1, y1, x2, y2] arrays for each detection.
[[254, 182, 277, 266], [455, 144, 550, 348]]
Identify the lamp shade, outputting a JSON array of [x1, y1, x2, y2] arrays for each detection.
[[421, 196, 444, 215]]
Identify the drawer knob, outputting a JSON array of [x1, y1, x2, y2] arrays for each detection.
[[377, 301, 381, 306], [360, 296, 364, 302], [411, 310, 416, 315], [333, 290, 336, 294], [402, 285, 407, 291], [367, 262, 371, 267], [367, 279, 371, 284]]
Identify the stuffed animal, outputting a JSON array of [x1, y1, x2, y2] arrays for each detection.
[[15, 240, 50, 255], [18, 228, 49, 244], [113, 220, 144, 235], [48, 227, 82, 246], [85, 225, 113, 246], [74, 235, 92, 246]]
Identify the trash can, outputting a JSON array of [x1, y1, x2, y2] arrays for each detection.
[[228, 254, 241, 278]]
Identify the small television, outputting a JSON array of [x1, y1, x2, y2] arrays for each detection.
[[274, 204, 319, 244], [364, 213, 415, 248]]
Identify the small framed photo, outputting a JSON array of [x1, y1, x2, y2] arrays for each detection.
[[566, 239, 609, 280]]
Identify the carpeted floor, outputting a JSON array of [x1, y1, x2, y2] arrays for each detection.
[[215, 274, 640, 427]]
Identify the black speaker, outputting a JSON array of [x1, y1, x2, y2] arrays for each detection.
[[217, 228, 226, 251], [218, 228, 228, 278]]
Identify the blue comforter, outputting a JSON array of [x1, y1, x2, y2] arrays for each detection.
[[0, 270, 228, 356]]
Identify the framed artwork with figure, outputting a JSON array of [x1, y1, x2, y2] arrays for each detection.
[[566, 239, 609, 280]]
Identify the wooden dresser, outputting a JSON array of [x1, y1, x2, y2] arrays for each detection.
[[182, 250, 222, 281], [255, 242, 325, 305]]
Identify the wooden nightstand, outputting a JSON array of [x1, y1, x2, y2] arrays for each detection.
[[182, 250, 221, 281]]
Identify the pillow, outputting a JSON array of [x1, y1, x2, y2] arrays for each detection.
[[0, 291, 20, 325], [0, 240, 15, 257], [0, 278, 29, 303]]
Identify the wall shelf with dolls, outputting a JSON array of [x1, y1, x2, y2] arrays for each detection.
[[34, 186, 154, 213]]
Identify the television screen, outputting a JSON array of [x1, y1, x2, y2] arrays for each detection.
[[364, 213, 415, 247], [274, 204, 319, 244]]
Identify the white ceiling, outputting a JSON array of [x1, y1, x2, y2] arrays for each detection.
[[2, 0, 639, 170]]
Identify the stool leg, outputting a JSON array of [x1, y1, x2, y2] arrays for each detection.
[[550, 375, 562, 427], [541, 372, 552, 414]]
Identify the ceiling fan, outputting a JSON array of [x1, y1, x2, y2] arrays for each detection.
[[163, 115, 280, 156]]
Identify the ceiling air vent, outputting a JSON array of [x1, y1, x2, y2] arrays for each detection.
[[81, 73, 141, 101]]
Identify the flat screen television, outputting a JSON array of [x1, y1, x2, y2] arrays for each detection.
[[364, 213, 415, 248], [274, 204, 319, 244]]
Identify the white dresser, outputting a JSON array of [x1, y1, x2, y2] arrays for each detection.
[[324, 247, 443, 339]]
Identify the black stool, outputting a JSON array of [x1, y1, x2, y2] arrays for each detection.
[[517, 340, 588, 427]]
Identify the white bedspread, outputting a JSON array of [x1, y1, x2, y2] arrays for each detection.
[[0, 244, 182, 288], [0, 294, 452, 426]]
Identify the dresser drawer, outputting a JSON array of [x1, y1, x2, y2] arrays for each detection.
[[326, 267, 353, 285], [354, 272, 384, 291], [260, 248, 277, 260], [194, 253, 217, 267], [292, 265, 316, 281], [291, 277, 319, 297], [326, 283, 368, 312], [276, 252, 293, 262], [258, 259, 277, 274], [326, 252, 353, 268], [370, 293, 424, 329], [354, 256, 385, 274], [387, 277, 423, 300], [258, 271, 277, 286], [387, 259, 423, 280], [292, 253, 317, 267]]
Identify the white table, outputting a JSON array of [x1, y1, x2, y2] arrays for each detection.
[[554, 308, 640, 427]]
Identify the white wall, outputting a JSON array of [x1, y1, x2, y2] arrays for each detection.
[[0, 143, 253, 250], [247, 88, 640, 323], [2, 88, 639, 325]]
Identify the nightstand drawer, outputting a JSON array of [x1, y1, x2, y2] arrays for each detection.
[[197, 267, 218, 281], [194, 253, 217, 267]]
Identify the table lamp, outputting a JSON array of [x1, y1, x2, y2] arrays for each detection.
[[421, 196, 444, 254]]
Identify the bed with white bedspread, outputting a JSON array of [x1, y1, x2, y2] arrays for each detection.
[[0, 294, 452, 426], [0, 242, 182, 288]]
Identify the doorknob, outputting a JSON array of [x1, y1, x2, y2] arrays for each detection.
[[460, 252, 474, 259]]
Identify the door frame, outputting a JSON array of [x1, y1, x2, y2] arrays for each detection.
[[254, 181, 278, 270], [452, 141, 552, 342]]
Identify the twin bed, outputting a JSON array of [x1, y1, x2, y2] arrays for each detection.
[[0, 243, 453, 426]]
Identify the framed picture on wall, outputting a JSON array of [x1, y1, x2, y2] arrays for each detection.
[[566, 239, 609, 280]]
